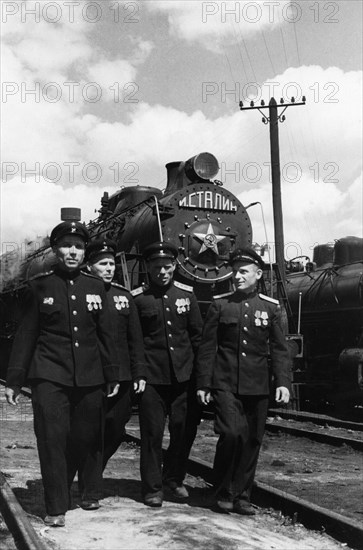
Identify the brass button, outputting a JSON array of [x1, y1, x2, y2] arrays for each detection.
[[69, 280, 74, 285], [166, 307, 170, 312], [71, 295, 76, 300], [241, 352, 246, 357], [74, 342, 79, 348], [73, 310, 77, 316], [243, 327, 248, 332], [167, 321, 172, 326], [245, 303, 249, 307], [74, 326, 78, 332], [170, 347, 174, 351], [242, 340, 247, 345]]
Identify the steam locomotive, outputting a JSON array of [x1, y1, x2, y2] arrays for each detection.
[[285, 237, 363, 415], [0, 152, 362, 415]]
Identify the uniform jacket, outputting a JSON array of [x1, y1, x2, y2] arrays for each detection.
[[102, 282, 146, 382], [196, 290, 291, 395], [6, 268, 119, 389], [132, 280, 203, 385]]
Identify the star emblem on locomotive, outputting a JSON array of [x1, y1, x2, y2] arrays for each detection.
[[193, 223, 226, 255]]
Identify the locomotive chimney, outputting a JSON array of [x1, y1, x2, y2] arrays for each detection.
[[165, 161, 187, 194]]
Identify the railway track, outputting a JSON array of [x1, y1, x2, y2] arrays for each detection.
[[268, 407, 363, 432], [264, 419, 363, 451], [125, 431, 363, 550], [201, 409, 363, 450]]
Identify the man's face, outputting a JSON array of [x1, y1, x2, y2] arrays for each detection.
[[232, 261, 262, 293], [88, 253, 115, 283], [53, 235, 85, 272], [148, 258, 176, 287]]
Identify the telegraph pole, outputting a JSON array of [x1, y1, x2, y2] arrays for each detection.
[[239, 96, 306, 285]]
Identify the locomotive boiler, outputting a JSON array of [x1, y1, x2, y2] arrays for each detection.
[[286, 236, 363, 415]]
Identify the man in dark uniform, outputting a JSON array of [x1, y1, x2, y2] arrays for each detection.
[[132, 241, 203, 507], [196, 248, 290, 515], [86, 238, 146, 468], [5, 221, 119, 527]]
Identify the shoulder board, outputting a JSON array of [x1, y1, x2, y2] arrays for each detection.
[[29, 270, 53, 281], [213, 291, 233, 300], [131, 285, 148, 297], [111, 282, 129, 292], [259, 293, 279, 305], [174, 281, 193, 292]]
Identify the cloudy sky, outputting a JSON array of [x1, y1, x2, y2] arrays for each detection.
[[1, 0, 362, 261]]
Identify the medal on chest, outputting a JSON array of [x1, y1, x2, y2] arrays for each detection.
[[86, 294, 102, 310], [113, 295, 129, 310], [255, 310, 268, 326], [175, 297, 190, 314]]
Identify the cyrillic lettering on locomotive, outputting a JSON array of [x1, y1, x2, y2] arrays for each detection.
[[179, 191, 238, 211]]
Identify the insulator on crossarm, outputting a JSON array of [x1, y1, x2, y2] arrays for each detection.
[[291, 96, 295, 103], [302, 95, 306, 102], [250, 101, 254, 107], [239, 100, 243, 109], [261, 100, 265, 106], [280, 98, 284, 104]]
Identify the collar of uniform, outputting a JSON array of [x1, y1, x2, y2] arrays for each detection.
[[54, 266, 81, 280], [149, 280, 173, 295], [234, 289, 258, 300]]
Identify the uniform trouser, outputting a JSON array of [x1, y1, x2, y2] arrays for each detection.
[[179, 384, 203, 479], [31, 380, 104, 515], [212, 390, 269, 502], [138, 382, 188, 497], [103, 381, 132, 470]]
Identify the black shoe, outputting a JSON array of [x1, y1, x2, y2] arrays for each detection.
[[168, 484, 189, 499], [233, 500, 256, 516], [216, 499, 234, 512], [44, 514, 65, 527], [144, 494, 163, 507], [81, 500, 100, 510]]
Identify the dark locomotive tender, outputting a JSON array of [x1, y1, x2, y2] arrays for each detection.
[[0, 152, 362, 415]]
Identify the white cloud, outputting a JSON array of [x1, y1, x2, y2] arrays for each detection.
[[147, 0, 290, 52], [1, 176, 105, 249]]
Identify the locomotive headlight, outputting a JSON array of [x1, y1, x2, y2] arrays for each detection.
[[184, 152, 219, 182]]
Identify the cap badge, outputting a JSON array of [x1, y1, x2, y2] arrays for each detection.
[[255, 310, 268, 326], [113, 296, 129, 310], [86, 294, 102, 310], [175, 297, 190, 314]]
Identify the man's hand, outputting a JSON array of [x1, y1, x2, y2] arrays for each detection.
[[275, 386, 290, 404], [106, 382, 120, 397], [197, 389, 211, 406], [5, 387, 20, 406], [134, 378, 146, 394]]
